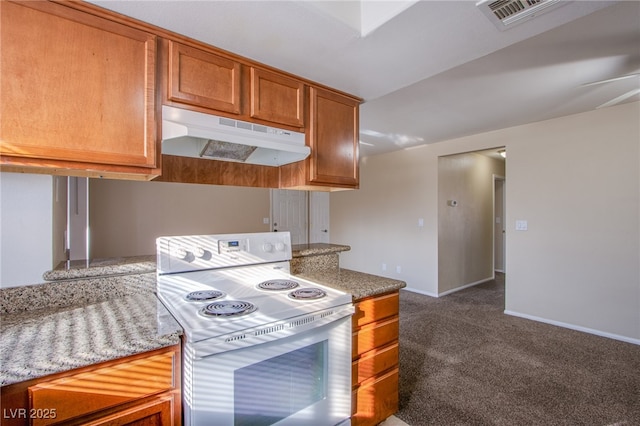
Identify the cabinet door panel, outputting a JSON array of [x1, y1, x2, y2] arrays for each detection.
[[353, 292, 399, 329], [250, 68, 304, 128], [352, 317, 399, 358], [352, 368, 399, 426], [0, 1, 157, 168], [167, 41, 241, 114], [309, 87, 359, 187], [82, 395, 174, 426], [352, 342, 399, 385], [29, 352, 174, 425]]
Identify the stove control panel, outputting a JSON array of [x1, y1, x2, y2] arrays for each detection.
[[219, 239, 247, 254], [157, 232, 292, 274]]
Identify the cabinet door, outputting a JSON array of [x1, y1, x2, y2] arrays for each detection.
[[167, 40, 241, 114], [308, 87, 359, 187], [82, 395, 174, 426], [250, 68, 304, 128], [0, 1, 157, 170], [29, 351, 174, 425]]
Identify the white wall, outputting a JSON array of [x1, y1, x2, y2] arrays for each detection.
[[332, 101, 639, 343], [0, 172, 53, 288], [89, 179, 271, 258]]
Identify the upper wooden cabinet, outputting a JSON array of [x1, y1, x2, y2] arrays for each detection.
[[162, 40, 305, 130], [165, 40, 241, 115], [0, 1, 160, 180], [280, 87, 360, 190], [250, 67, 305, 128]]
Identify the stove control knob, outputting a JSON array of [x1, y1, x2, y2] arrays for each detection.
[[275, 242, 286, 252], [175, 248, 192, 261], [262, 243, 274, 253], [194, 247, 207, 258]]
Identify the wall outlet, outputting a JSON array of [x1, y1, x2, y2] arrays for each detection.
[[516, 220, 528, 231], [263, 217, 270, 224], [382, 263, 387, 271], [396, 266, 402, 274]]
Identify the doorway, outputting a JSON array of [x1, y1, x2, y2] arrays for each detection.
[[270, 189, 331, 244], [270, 189, 308, 244]]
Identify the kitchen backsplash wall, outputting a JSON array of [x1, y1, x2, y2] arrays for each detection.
[[90, 179, 271, 258], [1, 173, 54, 288]]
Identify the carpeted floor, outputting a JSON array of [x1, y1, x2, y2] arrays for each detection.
[[395, 274, 640, 426]]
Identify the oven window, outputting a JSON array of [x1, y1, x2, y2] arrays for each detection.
[[234, 340, 328, 426]]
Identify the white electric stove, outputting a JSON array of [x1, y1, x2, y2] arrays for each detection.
[[156, 232, 353, 426]]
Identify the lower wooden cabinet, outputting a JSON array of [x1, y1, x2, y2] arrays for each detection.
[[0, 345, 180, 426], [351, 291, 400, 426]]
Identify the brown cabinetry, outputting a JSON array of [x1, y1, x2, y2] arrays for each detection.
[[0, 0, 160, 180], [0, 345, 180, 426], [249, 67, 305, 128], [165, 40, 242, 115], [280, 87, 360, 191], [351, 291, 400, 426], [162, 40, 304, 130]]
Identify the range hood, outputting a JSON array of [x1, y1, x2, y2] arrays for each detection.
[[162, 105, 309, 167]]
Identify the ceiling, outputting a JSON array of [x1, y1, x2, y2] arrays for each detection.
[[90, 0, 640, 158]]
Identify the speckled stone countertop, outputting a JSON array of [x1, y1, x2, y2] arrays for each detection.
[[291, 243, 351, 257], [0, 268, 182, 387], [43, 255, 156, 281], [294, 268, 406, 301]]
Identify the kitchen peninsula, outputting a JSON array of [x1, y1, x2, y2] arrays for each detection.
[[1, 243, 405, 426]]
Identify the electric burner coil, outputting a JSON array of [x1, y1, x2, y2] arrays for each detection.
[[288, 288, 327, 300], [200, 300, 257, 317]]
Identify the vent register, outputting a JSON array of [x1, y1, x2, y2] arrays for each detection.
[[477, 0, 570, 30]]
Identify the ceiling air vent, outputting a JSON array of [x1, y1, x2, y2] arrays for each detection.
[[477, 0, 570, 30]]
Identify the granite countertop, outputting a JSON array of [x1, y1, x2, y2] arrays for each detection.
[[291, 243, 351, 257], [43, 255, 156, 281], [1, 250, 403, 386], [295, 268, 406, 300], [0, 269, 182, 387]]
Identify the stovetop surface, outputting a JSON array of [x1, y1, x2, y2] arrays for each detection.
[[157, 262, 352, 343]]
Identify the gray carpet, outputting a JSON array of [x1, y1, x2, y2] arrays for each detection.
[[396, 274, 640, 426]]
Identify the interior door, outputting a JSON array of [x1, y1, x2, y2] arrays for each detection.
[[309, 192, 330, 243], [271, 189, 308, 245]]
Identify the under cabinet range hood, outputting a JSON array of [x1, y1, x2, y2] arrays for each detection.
[[161, 105, 309, 166]]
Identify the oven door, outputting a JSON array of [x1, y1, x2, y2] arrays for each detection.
[[183, 314, 352, 426]]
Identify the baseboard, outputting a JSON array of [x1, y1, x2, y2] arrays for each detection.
[[402, 287, 438, 298], [403, 276, 494, 298], [437, 276, 494, 297], [504, 310, 640, 346]]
